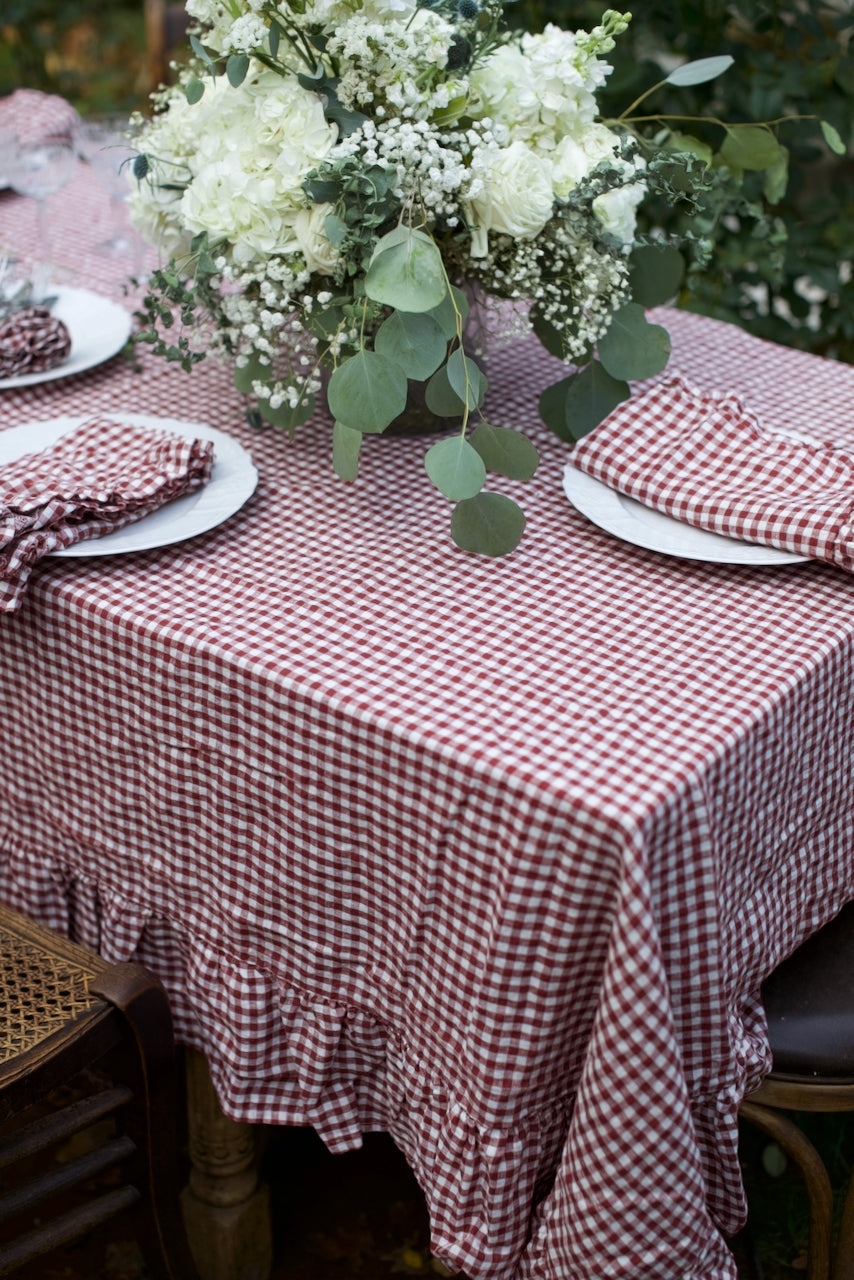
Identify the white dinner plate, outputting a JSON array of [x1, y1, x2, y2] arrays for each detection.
[[1, 414, 258, 557], [562, 463, 810, 566], [0, 285, 132, 389]]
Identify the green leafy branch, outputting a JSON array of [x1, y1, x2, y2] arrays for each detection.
[[326, 223, 538, 556], [134, 232, 221, 372]]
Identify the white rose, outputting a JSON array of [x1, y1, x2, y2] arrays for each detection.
[[467, 141, 554, 257], [292, 203, 339, 275], [592, 183, 646, 245]]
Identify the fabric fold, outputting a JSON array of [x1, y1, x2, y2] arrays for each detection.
[[570, 374, 854, 570], [1, 417, 214, 610]]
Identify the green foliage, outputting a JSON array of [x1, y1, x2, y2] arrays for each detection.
[[519, 0, 854, 362], [0, 0, 153, 113], [450, 492, 527, 557], [597, 304, 672, 380]]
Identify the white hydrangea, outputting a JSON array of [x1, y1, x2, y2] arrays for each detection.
[[151, 70, 338, 264]]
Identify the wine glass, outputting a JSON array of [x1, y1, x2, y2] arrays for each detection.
[[7, 133, 77, 300], [0, 131, 18, 189], [74, 114, 140, 258]]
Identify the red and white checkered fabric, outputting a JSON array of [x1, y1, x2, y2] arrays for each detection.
[[2, 99, 854, 1280], [0, 417, 213, 611], [0, 88, 78, 144], [0, 306, 72, 379], [571, 374, 854, 570]]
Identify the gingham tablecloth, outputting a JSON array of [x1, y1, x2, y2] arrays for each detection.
[[2, 117, 854, 1280]]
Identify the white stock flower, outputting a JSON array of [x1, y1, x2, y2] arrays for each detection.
[[471, 23, 613, 148], [466, 141, 554, 257]]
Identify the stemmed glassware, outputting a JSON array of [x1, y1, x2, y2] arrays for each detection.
[[74, 114, 140, 259], [6, 133, 76, 299], [6, 133, 77, 300]]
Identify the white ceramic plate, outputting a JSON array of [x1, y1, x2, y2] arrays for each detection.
[[562, 463, 809, 566], [0, 285, 132, 389], [0, 414, 258, 557]]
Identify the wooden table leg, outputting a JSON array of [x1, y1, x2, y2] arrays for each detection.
[[181, 1048, 273, 1280]]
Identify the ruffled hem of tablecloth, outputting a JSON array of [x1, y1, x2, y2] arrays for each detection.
[[0, 837, 574, 1280]]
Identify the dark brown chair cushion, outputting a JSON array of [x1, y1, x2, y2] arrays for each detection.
[[762, 901, 854, 1078]]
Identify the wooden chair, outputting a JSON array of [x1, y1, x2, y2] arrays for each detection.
[[0, 901, 199, 1279], [740, 901, 854, 1280], [143, 0, 192, 89]]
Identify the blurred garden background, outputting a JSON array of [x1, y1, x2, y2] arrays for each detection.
[[2, 1, 853, 1276], [2, 0, 853, 365]]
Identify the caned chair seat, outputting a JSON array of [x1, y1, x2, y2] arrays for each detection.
[[0, 901, 199, 1278], [740, 901, 854, 1280]]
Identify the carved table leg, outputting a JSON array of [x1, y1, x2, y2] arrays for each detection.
[[181, 1048, 273, 1280]]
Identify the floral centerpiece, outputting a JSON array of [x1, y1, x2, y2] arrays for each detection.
[[129, 0, 833, 555]]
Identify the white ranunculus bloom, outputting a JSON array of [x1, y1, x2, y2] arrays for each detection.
[[292, 204, 339, 275], [467, 141, 554, 257]]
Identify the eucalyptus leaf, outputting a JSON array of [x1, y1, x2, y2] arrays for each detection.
[[327, 350, 407, 432], [333, 420, 362, 480], [597, 304, 671, 382], [446, 348, 486, 409], [664, 131, 713, 167], [369, 224, 414, 261], [537, 375, 575, 442], [628, 245, 685, 307], [424, 436, 486, 501], [268, 22, 280, 57], [538, 362, 629, 442], [375, 310, 447, 380], [469, 423, 539, 481], [233, 355, 269, 395], [821, 119, 846, 155], [324, 214, 347, 245], [720, 126, 783, 171], [185, 78, 205, 104], [561, 362, 630, 440], [763, 145, 789, 204], [189, 34, 214, 66], [365, 230, 447, 313], [426, 285, 469, 341], [226, 53, 250, 86], [665, 55, 734, 87], [530, 310, 565, 359], [321, 93, 370, 137], [425, 364, 466, 417], [258, 393, 315, 434], [450, 493, 526, 556]]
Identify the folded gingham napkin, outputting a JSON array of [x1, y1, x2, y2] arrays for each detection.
[[1, 417, 215, 611], [570, 374, 854, 570]]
